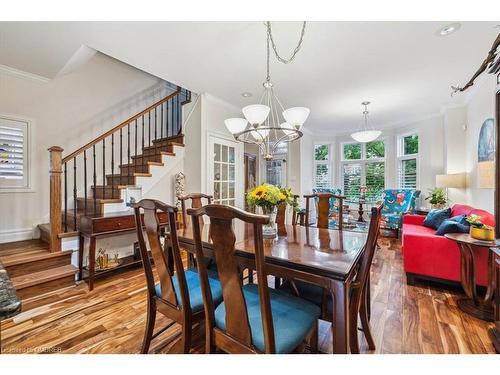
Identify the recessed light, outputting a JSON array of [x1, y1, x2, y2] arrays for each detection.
[[241, 92, 252, 98], [437, 23, 461, 36]]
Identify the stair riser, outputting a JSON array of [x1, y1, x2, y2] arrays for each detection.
[[106, 175, 136, 185], [119, 164, 149, 175], [16, 275, 76, 300], [5, 252, 73, 278], [131, 154, 162, 164], [92, 188, 122, 200], [152, 135, 184, 146], [142, 145, 172, 156], [76, 199, 103, 214]]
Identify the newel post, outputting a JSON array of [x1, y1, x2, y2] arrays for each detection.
[[49, 146, 64, 252]]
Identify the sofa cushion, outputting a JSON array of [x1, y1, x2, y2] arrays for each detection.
[[435, 219, 470, 236], [423, 207, 451, 229]]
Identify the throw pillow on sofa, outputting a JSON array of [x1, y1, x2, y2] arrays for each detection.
[[435, 215, 470, 235], [423, 207, 451, 229]]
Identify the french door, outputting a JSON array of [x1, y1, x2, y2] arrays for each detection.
[[208, 135, 243, 208]]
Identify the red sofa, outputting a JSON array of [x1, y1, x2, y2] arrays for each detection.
[[402, 204, 494, 286]]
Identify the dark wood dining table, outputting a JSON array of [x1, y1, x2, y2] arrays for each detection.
[[177, 221, 368, 354]]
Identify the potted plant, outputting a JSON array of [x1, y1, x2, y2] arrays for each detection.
[[465, 214, 495, 241], [246, 184, 296, 237], [425, 187, 447, 209]]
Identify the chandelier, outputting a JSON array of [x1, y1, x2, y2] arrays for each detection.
[[350, 101, 381, 143], [224, 21, 309, 160]]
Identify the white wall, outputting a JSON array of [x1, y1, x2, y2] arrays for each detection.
[[463, 74, 497, 211], [0, 53, 165, 242]]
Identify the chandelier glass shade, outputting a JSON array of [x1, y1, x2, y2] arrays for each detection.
[[224, 21, 309, 160], [350, 101, 381, 143]]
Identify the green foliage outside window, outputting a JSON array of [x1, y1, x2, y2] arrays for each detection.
[[366, 140, 385, 159], [343, 143, 362, 160], [404, 135, 418, 155], [314, 144, 329, 161]]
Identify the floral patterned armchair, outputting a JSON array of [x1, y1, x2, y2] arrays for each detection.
[[380, 188, 421, 236]]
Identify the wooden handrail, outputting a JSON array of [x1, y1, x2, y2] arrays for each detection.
[[62, 87, 182, 163]]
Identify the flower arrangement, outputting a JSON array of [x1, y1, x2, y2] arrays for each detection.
[[465, 215, 493, 229], [246, 184, 297, 213]]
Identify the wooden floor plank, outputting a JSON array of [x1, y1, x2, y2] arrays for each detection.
[[0, 237, 496, 354]]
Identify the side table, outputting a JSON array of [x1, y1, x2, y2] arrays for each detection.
[[444, 233, 496, 321]]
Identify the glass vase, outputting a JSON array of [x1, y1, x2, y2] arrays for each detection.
[[261, 206, 277, 238]]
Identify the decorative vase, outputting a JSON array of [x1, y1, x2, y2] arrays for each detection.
[[470, 226, 495, 241], [261, 206, 277, 238]]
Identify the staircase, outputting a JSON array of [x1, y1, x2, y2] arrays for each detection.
[[3, 84, 191, 306]]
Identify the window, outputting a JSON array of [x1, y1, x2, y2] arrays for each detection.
[[314, 144, 331, 188], [0, 115, 30, 190], [397, 133, 419, 189], [341, 140, 385, 200]]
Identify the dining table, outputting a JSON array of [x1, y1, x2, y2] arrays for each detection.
[[176, 221, 369, 354]]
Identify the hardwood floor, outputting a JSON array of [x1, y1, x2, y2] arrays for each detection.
[[0, 237, 496, 354]]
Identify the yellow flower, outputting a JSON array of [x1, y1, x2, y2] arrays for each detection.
[[279, 193, 286, 201]]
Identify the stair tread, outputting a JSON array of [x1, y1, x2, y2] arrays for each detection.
[[0, 249, 70, 267], [91, 185, 128, 190], [106, 172, 151, 178], [11, 264, 78, 290], [120, 161, 163, 167], [77, 197, 124, 204]]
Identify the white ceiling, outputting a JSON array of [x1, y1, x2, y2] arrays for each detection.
[[0, 21, 498, 134]]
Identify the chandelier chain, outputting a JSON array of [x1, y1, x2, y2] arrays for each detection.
[[265, 21, 307, 65]]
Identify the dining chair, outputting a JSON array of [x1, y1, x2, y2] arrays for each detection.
[[303, 193, 345, 230], [178, 193, 213, 227], [188, 204, 322, 354], [282, 204, 383, 353], [134, 199, 223, 353]]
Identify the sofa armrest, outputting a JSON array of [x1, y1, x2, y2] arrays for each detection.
[[403, 214, 426, 226]]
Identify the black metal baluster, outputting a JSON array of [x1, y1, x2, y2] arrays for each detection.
[[111, 134, 114, 199], [170, 98, 174, 136], [142, 115, 145, 155], [127, 123, 131, 184], [84, 150, 87, 217], [64, 162, 68, 232], [93, 145, 96, 215], [118, 128, 123, 194], [166, 99, 170, 137], [134, 120, 137, 168], [148, 111, 151, 147], [177, 94, 181, 135], [161, 102, 164, 139], [73, 157, 77, 230], [102, 139, 106, 201]]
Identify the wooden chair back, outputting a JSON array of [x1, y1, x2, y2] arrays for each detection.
[[134, 199, 190, 312], [188, 204, 275, 353], [303, 193, 345, 230], [178, 193, 213, 227], [350, 204, 382, 310]]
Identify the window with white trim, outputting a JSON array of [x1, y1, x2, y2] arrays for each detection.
[[341, 140, 385, 200], [0, 115, 30, 190], [397, 133, 419, 189], [314, 144, 331, 189]]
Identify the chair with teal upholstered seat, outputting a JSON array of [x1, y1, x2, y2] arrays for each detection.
[[134, 199, 223, 354], [188, 204, 321, 354], [380, 189, 421, 237]]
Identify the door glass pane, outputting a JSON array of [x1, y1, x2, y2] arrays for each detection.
[[228, 182, 235, 198], [214, 182, 221, 199], [214, 163, 221, 180], [222, 145, 228, 162], [221, 164, 228, 180], [228, 147, 235, 163], [228, 199, 235, 206], [228, 164, 235, 180], [222, 182, 228, 199], [214, 144, 221, 161]]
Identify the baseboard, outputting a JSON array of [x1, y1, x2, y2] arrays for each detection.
[[0, 228, 35, 243]]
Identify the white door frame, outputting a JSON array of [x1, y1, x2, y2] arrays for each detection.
[[206, 131, 244, 209]]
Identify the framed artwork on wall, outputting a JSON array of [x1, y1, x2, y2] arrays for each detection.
[[478, 118, 495, 188]]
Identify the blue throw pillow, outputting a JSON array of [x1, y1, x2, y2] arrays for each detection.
[[436, 220, 470, 236], [423, 207, 451, 229]]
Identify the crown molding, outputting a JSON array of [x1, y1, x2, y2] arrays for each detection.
[[0, 64, 51, 83]]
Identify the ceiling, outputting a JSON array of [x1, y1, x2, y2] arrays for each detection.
[[0, 21, 498, 134]]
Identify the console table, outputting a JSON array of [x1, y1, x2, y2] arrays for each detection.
[[79, 210, 169, 291]]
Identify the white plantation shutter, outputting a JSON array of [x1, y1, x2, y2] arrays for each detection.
[[398, 158, 417, 189], [343, 163, 361, 200], [314, 164, 330, 189], [0, 117, 29, 189]]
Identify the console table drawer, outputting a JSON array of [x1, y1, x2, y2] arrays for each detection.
[[92, 216, 136, 233]]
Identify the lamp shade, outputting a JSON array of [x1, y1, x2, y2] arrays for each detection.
[[435, 173, 467, 188], [242, 104, 270, 125], [224, 118, 248, 134], [280, 122, 295, 136], [283, 107, 310, 127], [250, 125, 269, 140], [350, 130, 381, 143]]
